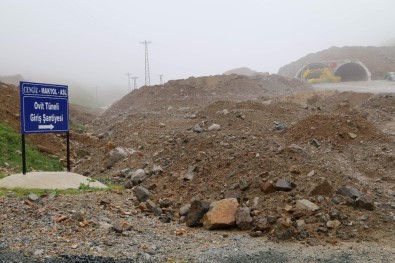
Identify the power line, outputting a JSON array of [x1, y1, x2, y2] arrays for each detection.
[[140, 40, 152, 86], [131, 77, 139, 90]]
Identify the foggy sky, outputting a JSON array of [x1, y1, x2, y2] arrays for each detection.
[[1, 0, 394, 105]]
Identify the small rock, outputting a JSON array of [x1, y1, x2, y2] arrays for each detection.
[[288, 144, 304, 153], [159, 198, 174, 208], [355, 195, 375, 211], [112, 224, 124, 233], [222, 109, 229, 115], [309, 178, 333, 197], [336, 186, 361, 199], [185, 200, 210, 227], [239, 179, 249, 191], [296, 219, 305, 230], [28, 193, 39, 201], [310, 139, 321, 148], [131, 169, 147, 185], [34, 249, 44, 256], [317, 227, 328, 234], [329, 209, 341, 220], [193, 124, 204, 133], [203, 198, 239, 230], [348, 132, 357, 139], [146, 199, 162, 216], [289, 165, 300, 174], [260, 181, 276, 194], [160, 213, 172, 223], [235, 207, 252, 230], [179, 204, 191, 216], [72, 212, 84, 222], [120, 168, 131, 177], [275, 179, 293, 192], [133, 186, 152, 202], [106, 147, 128, 168], [358, 214, 369, 221], [307, 170, 315, 177], [183, 165, 197, 181], [99, 222, 113, 231], [276, 228, 295, 240], [326, 220, 341, 229], [296, 199, 320, 212], [208, 124, 221, 131], [274, 123, 288, 131], [284, 204, 293, 212], [254, 217, 271, 231]]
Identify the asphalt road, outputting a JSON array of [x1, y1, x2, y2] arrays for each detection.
[[313, 80, 395, 94]]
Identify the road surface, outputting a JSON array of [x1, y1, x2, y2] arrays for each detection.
[[313, 80, 395, 94]]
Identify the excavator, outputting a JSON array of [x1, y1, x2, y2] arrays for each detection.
[[302, 64, 341, 84]]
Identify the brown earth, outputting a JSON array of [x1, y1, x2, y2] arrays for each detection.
[[0, 74, 395, 260], [278, 46, 395, 80], [71, 74, 395, 244]]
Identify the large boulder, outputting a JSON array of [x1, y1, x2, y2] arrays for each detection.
[[203, 198, 239, 230]]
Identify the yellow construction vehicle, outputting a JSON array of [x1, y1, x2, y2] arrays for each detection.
[[302, 65, 341, 84]]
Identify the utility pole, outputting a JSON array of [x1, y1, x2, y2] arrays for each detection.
[[125, 73, 132, 92], [94, 86, 98, 108], [159, 74, 163, 85], [140, 40, 152, 86], [131, 77, 139, 90]]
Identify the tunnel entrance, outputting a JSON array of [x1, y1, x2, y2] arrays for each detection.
[[334, 63, 369, 82]]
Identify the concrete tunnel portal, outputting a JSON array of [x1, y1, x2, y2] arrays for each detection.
[[334, 62, 370, 81], [296, 60, 371, 82]]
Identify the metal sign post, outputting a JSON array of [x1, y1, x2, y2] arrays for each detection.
[[20, 81, 70, 174]]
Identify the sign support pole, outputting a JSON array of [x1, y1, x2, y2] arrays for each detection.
[[22, 134, 27, 175], [66, 131, 70, 172]]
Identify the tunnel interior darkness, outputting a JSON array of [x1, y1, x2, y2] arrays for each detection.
[[334, 63, 369, 82]]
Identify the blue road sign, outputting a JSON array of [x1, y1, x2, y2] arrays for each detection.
[[20, 81, 69, 134]]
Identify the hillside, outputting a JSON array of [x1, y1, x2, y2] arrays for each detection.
[[278, 46, 395, 80]]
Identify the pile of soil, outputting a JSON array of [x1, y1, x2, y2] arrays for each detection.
[[73, 78, 394, 245], [100, 74, 311, 119]]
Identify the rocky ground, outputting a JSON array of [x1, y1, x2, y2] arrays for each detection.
[[0, 75, 394, 262]]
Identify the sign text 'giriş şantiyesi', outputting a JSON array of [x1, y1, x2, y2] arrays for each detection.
[[20, 82, 69, 134]]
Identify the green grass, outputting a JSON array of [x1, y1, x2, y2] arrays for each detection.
[[0, 183, 124, 197], [0, 122, 63, 172], [70, 122, 86, 134]]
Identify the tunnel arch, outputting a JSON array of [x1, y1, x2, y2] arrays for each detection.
[[334, 62, 371, 82]]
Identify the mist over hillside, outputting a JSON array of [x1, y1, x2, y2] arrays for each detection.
[[0, 74, 126, 108]]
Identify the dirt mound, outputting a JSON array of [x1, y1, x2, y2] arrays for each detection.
[[278, 46, 395, 80], [285, 113, 388, 149], [75, 89, 394, 244], [99, 74, 311, 122]]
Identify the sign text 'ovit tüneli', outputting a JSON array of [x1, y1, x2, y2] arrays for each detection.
[[20, 81, 69, 134]]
